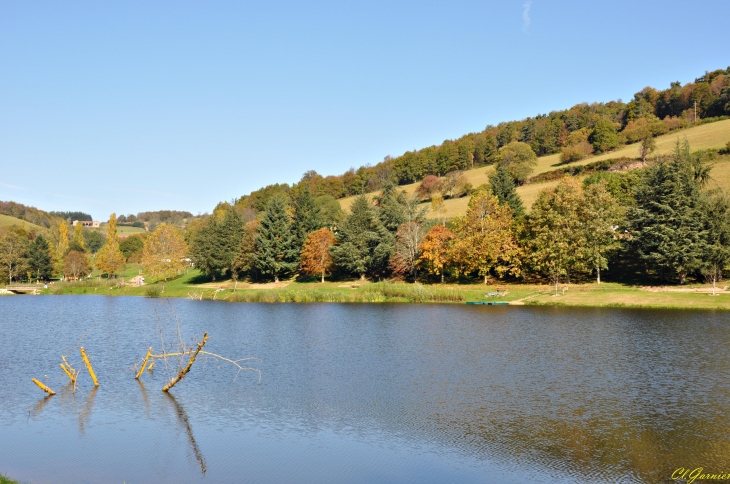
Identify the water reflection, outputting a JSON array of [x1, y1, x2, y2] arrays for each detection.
[[164, 392, 207, 476], [77, 387, 97, 436]]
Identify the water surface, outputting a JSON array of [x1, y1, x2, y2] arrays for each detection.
[[1, 296, 729, 483]]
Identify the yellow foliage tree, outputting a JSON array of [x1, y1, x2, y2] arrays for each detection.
[[54, 221, 70, 278], [448, 190, 521, 284], [141, 224, 188, 281], [299, 227, 336, 282], [95, 213, 125, 277], [417, 224, 454, 283], [72, 222, 85, 250]]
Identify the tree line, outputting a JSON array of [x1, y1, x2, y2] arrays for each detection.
[[232, 67, 730, 206]]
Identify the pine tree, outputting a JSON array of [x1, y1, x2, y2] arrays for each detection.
[[232, 220, 260, 285], [376, 180, 426, 232], [628, 141, 709, 283], [701, 191, 730, 294], [218, 208, 244, 277], [330, 194, 393, 280], [293, 186, 321, 244], [489, 165, 525, 216], [29, 235, 53, 282], [253, 194, 300, 282]]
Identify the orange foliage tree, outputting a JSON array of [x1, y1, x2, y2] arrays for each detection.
[[299, 228, 336, 282], [417, 224, 454, 283]]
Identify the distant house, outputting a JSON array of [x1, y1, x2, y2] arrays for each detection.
[[72, 220, 100, 228]]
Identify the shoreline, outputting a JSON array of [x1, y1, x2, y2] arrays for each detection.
[[8, 279, 730, 311]]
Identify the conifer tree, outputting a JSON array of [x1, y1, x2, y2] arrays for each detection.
[[29, 235, 53, 282], [489, 165, 525, 217], [330, 194, 393, 280], [232, 220, 259, 285], [253, 194, 300, 282], [628, 141, 709, 283], [293, 186, 321, 244], [189, 208, 243, 281]]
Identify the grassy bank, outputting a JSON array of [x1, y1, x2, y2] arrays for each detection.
[[38, 268, 730, 310]]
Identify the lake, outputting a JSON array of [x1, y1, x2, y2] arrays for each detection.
[[1, 296, 729, 483]]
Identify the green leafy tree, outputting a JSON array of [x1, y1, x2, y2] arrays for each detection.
[[330, 195, 393, 280], [581, 183, 625, 283], [639, 131, 657, 162], [701, 191, 730, 294], [120, 235, 144, 261], [589, 118, 619, 153], [525, 178, 587, 294], [489, 165, 525, 216], [0, 231, 30, 284], [253, 194, 300, 282], [627, 141, 709, 283], [84, 230, 105, 254], [497, 141, 538, 184], [29, 235, 53, 282]]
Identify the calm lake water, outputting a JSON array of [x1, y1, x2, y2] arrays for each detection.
[[1, 296, 729, 483]]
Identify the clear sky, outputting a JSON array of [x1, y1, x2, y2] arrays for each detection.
[[1, 1, 728, 219]]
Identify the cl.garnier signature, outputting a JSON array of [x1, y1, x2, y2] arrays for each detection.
[[672, 468, 730, 483]]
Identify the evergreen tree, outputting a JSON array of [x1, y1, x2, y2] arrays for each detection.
[[189, 208, 243, 281], [330, 195, 393, 280], [292, 186, 321, 244], [218, 208, 244, 277], [29, 235, 53, 281], [489, 165, 525, 217], [253, 194, 300, 282], [701, 190, 730, 293], [628, 141, 709, 284], [189, 220, 220, 280]]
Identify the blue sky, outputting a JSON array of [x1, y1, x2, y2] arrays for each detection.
[[1, 1, 728, 219]]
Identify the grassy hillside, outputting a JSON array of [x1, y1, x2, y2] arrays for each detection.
[[339, 118, 730, 219], [0, 214, 46, 232], [88, 223, 147, 237]]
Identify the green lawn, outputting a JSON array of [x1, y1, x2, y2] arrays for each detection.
[[89, 223, 147, 236]]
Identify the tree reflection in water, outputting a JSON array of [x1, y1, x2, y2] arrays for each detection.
[[164, 392, 207, 476]]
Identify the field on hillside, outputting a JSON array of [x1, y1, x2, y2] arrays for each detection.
[[0, 214, 46, 232], [89, 223, 147, 236], [339, 118, 730, 218]]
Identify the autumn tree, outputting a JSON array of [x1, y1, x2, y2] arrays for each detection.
[[95, 213, 126, 277], [497, 141, 538, 184], [416, 175, 443, 200], [449, 190, 521, 284], [0, 230, 30, 284], [430, 194, 446, 225], [142, 224, 188, 281], [71, 222, 86, 252], [55, 220, 70, 277], [254, 194, 300, 282], [300, 227, 337, 282], [389, 221, 425, 281], [417, 224, 454, 282], [65, 250, 91, 280]]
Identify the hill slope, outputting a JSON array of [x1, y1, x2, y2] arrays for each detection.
[[339, 118, 730, 218], [0, 214, 46, 232]]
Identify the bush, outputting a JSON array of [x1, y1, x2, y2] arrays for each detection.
[[559, 141, 594, 163], [145, 284, 163, 298]]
